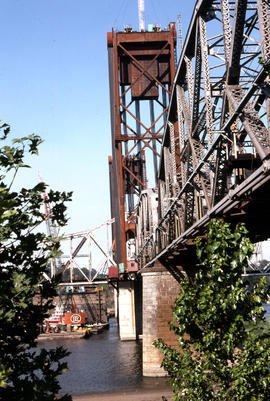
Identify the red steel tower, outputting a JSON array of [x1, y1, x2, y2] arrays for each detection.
[[108, 24, 176, 268]]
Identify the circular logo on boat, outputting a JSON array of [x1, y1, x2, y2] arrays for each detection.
[[70, 314, 81, 324]]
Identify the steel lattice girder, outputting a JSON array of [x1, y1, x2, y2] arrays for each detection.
[[137, 0, 270, 269]]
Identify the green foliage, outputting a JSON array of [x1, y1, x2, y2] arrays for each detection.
[[259, 57, 270, 72], [154, 219, 270, 400], [0, 123, 72, 400]]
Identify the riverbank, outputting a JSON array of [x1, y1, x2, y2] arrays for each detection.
[[72, 386, 173, 400]]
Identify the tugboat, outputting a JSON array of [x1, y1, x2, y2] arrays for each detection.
[[40, 286, 109, 338], [44, 303, 65, 332], [43, 298, 86, 334]]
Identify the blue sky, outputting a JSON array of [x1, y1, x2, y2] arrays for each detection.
[[0, 1, 194, 254]]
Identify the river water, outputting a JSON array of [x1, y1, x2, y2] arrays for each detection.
[[38, 318, 167, 396]]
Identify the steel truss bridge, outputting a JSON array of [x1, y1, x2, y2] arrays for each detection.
[[44, 219, 116, 287], [135, 0, 270, 275]]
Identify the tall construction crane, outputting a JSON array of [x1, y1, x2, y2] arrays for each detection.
[[39, 173, 62, 278]]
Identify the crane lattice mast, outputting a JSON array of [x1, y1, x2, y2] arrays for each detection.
[[39, 173, 61, 277]]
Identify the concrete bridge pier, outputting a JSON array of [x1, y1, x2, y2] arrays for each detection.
[[118, 280, 142, 340], [141, 264, 180, 376], [116, 265, 179, 376]]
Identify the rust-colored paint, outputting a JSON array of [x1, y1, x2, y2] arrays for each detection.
[[113, 30, 127, 266], [107, 31, 113, 47], [107, 26, 176, 271]]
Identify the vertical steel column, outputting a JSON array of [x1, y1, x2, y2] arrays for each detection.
[[199, 16, 214, 150], [149, 99, 158, 185], [121, 86, 134, 213], [257, 0, 270, 133], [257, 0, 270, 59], [108, 35, 126, 265], [168, 122, 177, 190], [135, 100, 144, 190], [221, 0, 232, 65], [162, 88, 168, 126]]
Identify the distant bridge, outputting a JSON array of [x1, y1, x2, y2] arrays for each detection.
[[44, 219, 115, 286]]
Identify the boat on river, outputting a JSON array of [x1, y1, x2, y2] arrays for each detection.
[[40, 293, 109, 339]]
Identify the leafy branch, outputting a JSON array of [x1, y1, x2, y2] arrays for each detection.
[[155, 219, 270, 400], [0, 123, 72, 400]]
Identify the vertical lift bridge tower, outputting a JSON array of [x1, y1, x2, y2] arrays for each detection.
[[107, 24, 176, 274]]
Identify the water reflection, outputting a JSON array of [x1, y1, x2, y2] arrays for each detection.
[[39, 318, 166, 395]]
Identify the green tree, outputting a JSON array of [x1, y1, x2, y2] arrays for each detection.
[[155, 219, 270, 400], [0, 123, 72, 400]]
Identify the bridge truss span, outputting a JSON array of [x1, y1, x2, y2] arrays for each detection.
[[137, 0, 270, 270]]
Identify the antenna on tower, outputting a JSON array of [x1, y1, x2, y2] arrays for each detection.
[[138, 0, 145, 31]]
